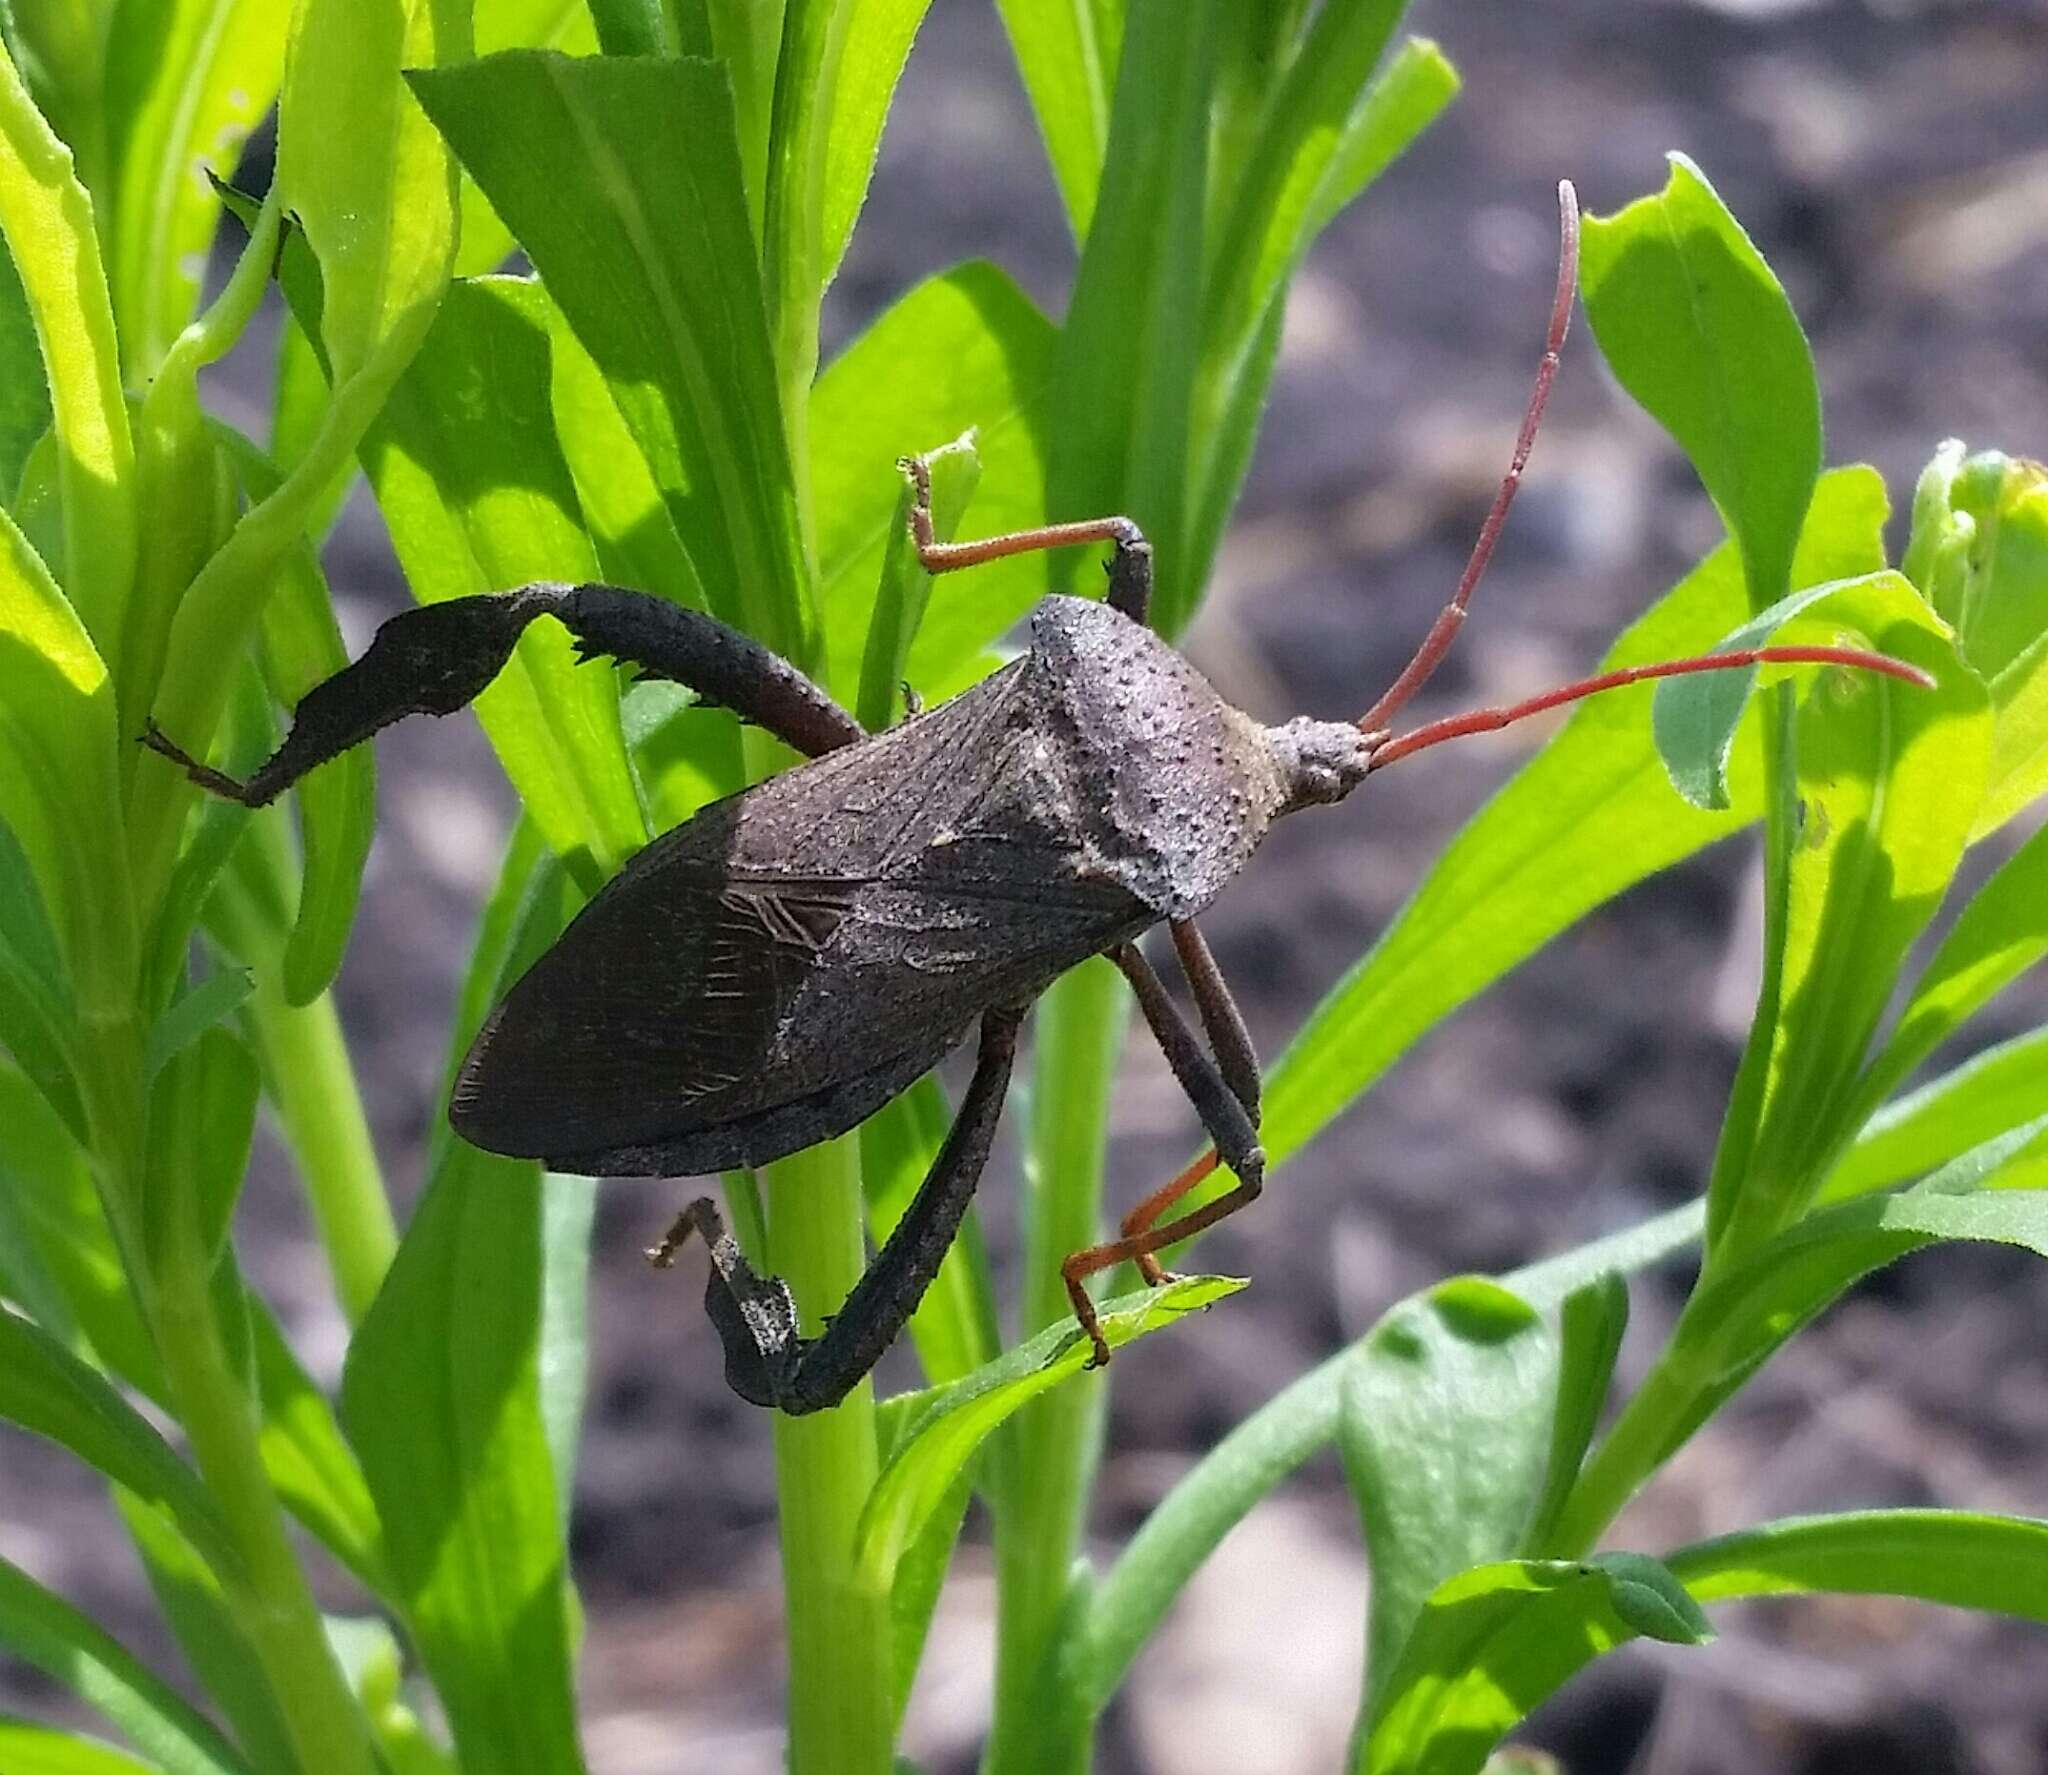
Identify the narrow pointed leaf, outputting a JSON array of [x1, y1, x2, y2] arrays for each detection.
[[115, 1496, 299, 1775], [1827, 1026, 2048, 1203], [1654, 1150, 2048, 1472], [811, 261, 1057, 700], [277, 0, 464, 386], [0, 43, 136, 657], [853, 1276, 1244, 1591], [1863, 809, 2048, 1108], [1701, 571, 1988, 1254], [1519, 1273, 1627, 1557], [409, 50, 810, 660], [363, 275, 645, 889], [0, 1720, 162, 1775], [1360, 1554, 1708, 1775], [855, 434, 979, 731], [1581, 154, 1818, 618], [103, 0, 290, 376], [0, 1308, 239, 1579], [0, 1558, 252, 1775], [1046, 0, 1220, 634], [340, 841, 584, 1772], [1668, 1508, 2048, 1624], [215, 429, 377, 1007], [994, 0, 1125, 238], [820, 0, 939, 282]]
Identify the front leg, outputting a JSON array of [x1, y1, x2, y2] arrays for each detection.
[[143, 582, 863, 804], [651, 1004, 1026, 1414]]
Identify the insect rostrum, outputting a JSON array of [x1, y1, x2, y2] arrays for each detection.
[[143, 183, 1926, 1414]]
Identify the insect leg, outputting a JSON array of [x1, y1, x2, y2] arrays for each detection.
[[1108, 918, 1262, 1286], [900, 453, 1154, 623], [1057, 944, 1265, 1367], [142, 583, 862, 805], [653, 1003, 1026, 1414]]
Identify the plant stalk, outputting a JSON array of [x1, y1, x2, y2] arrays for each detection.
[[766, 1132, 895, 1775], [986, 955, 1130, 1775]]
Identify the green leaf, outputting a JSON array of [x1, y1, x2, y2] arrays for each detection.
[[213, 428, 377, 1007], [0, 821, 84, 1139], [364, 275, 645, 890], [1045, 0, 1220, 633], [340, 1144, 586, 1774], [457, 0, 598, 278], [0, 1307, 239, 1579], [115, 1495, 299, 1775], [1704, 571, 1990, 1256], [249, 1306, 388, 1592], [1186, 35, 1456, 599], [145, 968, 253, 1079], [1519, 1272, 1627, 1558], [0, 1557, 252, 1775], [0, 500, 130, 1006], [1359, 1554, 1709, 1775], [888, 1459, 976, 1728], [810, 261, 1058, 702], [0, 1063, 165, 1400], [277, 0, 464, 386], [1581, 154, 1818, 618], [0, 41, 137, 660], [1341, 1280, 1558, 1715], [409, 50, 810, 661], [1871, 815, 2048, 1107], [1826, 1026, 2048, 1204], [819, 0, 938, 283], [855, 435, 979, 731], [0, 1719, 162, 1775], [1653, 1150, 2048, 1473], [1668, 1508, 2048, 1625], [340, 843, 584, 1772], [102, 0, 290, 377], [142, 1026, 259, 1280], [994, 0, 1125, 238], [0, 236, 52, 496], [854, 1276, 1243, 1593], [1201, 2, 1420, 400], [1075, 1202, 1705, 1718]]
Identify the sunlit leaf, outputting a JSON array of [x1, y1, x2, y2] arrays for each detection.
[[1582, 153, 1817, 618]]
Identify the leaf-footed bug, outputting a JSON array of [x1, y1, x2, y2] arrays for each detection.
[[144, 182, 1929, 1412]]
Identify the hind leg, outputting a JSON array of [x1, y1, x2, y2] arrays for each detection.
[[143, 581, 864, 804]]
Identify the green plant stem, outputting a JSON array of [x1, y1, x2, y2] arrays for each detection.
[[151, 1246, 380, 1775], [987, 956, 1130, 1775], [78, 1015, 377, 1775], [247, 983, 394, 1325], [1545, 1339, 1714, 1560], [766, 1132, 893, 1775], [203, 819, 395, 1325]]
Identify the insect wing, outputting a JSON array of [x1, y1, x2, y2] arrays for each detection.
[[451, 864, 853, 1159]]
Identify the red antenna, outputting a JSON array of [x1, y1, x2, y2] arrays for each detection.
[[1357, 177, 1932, 769], [1366, 645, 1932, 772], [1358, 180, 1581, 735]]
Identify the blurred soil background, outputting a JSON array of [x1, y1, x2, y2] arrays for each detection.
[[7, 0, 2048, 1770]]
